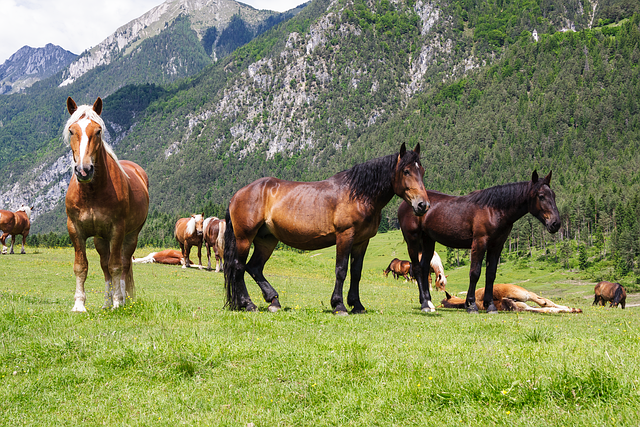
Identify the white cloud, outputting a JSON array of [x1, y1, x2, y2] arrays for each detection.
[[0, 0, 307, 64]]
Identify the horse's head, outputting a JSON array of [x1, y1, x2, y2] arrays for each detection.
[[393, 143, 430, 216], [435, 273, 448, 291], [187, 213, 205, 237], [64, 97, 105, 183], [528, 170, 561, 233], [17, 205, 33, 219]]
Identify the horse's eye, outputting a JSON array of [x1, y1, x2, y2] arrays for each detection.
[[403, 169, 410, 176]]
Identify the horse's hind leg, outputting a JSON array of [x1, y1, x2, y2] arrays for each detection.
[[246, 235, 280, 312], [20, 234, 27, 254], [94, 237, 114, 309], [347, 241, 369, 314], [480, 245, 501, 314], [122, 231, 141, 303], [8, 234, 15, 254]]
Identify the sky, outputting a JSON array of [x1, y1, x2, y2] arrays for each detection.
[[0, 0, 306, 64]]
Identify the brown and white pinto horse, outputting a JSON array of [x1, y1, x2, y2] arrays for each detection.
[[133, 249, 184, 265], [203, 216, 226, 272], [64, 97, 149, 312], [399, 171, 561, 313], [0, 205, 32, 254], [441, 283, 582, 313], [593, 281, 626, 309], [175, 214, 204, 268], [383, 258, 413, 281], [224, 143, 430, 314]]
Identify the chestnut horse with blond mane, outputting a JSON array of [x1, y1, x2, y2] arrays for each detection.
[[64, 97, 149, 312], [175, 214, 204, 268], [0, 205, 32, 254], [133, 249, 184, 265], [203, 216, 226, 272], [224, 143, 430, 314], [399, 171, 560, 313]]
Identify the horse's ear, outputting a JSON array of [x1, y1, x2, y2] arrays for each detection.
[[413, 143, 421, 156], [445, 291, 452, 299], [531, 170, 539, 183], [67, 97, 77, 115], [93, 97, 103, 115], [399, 142, 407, 158], [544, 171, 552, 184]]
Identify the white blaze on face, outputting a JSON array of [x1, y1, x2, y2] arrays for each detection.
[[76, 117, 92, 170]]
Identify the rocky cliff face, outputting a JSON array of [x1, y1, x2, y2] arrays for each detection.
[[0, 44, 77, 94], [59, 0, 278, 87]]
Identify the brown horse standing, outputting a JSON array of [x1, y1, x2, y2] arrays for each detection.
[[593, 281, 626, 309], [64, 97, 149, 312], [224, 143, 430, 314], [175, 214, 204, 268], [441, 283, 582, 313], [133, 249, 184, 265], [399, 171, 561, 313], [0, 205, 32, 254], [383, 258, 413, 281], [203, 216, 226, 272]]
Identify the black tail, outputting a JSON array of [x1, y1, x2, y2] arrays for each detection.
[[223, 208, 241, 310]]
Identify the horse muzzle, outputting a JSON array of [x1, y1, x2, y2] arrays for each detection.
[[547, 219, 561, 233], [412, 200, 430, 216], [75, 164, 95, 182]]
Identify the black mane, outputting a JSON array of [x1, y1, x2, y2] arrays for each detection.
[[343, 150, 421, 202], [466, 180, 535, 209]]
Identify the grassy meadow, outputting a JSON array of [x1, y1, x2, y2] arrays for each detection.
[[1, 230, 639, 426]]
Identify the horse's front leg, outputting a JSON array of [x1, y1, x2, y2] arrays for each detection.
[[0, 232, 8, 254], [347, 241, 369, 314], [206, 243, 212, 270], [418, 239, 436, 312], [20, 234, 27, 254], [466, 239, 488, 313], [94, 237, 114, 309], [68, 225, 89, 312], [9, 234, 15, 254], [197, 243, 203, 269], [332, 232, 354, 315], [246, 235, 280, 312]]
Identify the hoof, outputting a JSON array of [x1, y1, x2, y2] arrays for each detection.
[[245, 302, 257, 312], [71, 304, 87, 313], [421, 300, 436, 313], [333, 310, 349, 316], [268, 304, 279, 313], [466, 303, 479, 314], [351, 308, 366, 314]]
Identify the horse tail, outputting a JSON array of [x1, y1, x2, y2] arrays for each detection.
[[223, 209, 241, 310], [217, 220, 226, 258]]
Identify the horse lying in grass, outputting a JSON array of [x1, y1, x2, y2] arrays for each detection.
[[203, 217, 226, 272], [133, 249, 185, 265], [383, 258, 413, 281], [0, 205, 32, 254], [593, 281, 626, 309], [441, 283, 582, 313]]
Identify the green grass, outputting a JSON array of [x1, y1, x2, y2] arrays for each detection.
[[1, 230, 639, 426]]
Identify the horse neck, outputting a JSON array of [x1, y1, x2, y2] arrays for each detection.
[[80, 147, 121, 192], [497, 181, 533, 224]]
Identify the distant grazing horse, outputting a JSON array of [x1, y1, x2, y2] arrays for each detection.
[[593, 281, 626, 309], [224, 143, 430, 314], [133, 249, 184, 265], [383, 258, 413, 281], [441, 283, 582, 313], [426, 251, 447, 292], [399, 171, 560, 313], [64, 97, 149, 312], [175, 214, 204, 268], [0, 205, 32, 254], [203, 217, 226, 272]]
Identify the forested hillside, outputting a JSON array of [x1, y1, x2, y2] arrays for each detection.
[[4, 0, 640, 286]]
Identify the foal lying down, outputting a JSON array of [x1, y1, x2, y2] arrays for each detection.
[[441, 283, 582, 313]]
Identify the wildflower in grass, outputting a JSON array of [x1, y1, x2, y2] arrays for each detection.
[[506, 411, 511, 415], [501, 390, 508, 395]]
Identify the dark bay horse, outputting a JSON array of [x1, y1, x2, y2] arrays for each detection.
[[175, 214, 205, 268], [442, 283, 582, 313], [383, 258, 413, 281], [203, 217, 226, 272], [64, 97, 149, 312], [593, 281, 626, 309], [224, 143, 430, 314], [399, 171, 560, 313], [0, 205, 32, 254]]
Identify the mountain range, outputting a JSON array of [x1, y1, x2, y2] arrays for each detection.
[[0, 0, 638, 244]]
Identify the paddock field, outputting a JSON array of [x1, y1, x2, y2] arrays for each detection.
[[1, 230, 638, 426]]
